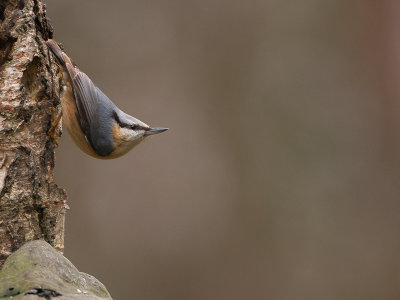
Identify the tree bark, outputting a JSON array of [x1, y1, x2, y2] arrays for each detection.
[[0, 0, 67, 268]]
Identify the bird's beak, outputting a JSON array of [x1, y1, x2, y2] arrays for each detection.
[[144, 127, 169, 136]]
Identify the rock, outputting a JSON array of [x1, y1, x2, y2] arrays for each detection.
[[0, 240, 112, 299]]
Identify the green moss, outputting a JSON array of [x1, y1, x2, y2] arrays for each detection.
[[0, 240, 112, 299]]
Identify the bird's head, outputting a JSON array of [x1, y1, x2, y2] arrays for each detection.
[[111, 111, 168, 158]]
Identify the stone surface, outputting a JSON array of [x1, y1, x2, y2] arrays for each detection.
[[0, 240, 112, 300]]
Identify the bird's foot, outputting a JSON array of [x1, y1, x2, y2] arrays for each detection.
[[49, 108, 62, 146], [58, 65, 64, 83]]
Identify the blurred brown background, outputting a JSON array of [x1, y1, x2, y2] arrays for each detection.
[[48, 1, 400, 299]]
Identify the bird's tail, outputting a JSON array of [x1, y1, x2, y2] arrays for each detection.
[[46, 39, 78, 80], [46, 39, 67, 67]]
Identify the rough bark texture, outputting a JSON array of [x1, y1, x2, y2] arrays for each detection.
[[0, 0, 67, 268]]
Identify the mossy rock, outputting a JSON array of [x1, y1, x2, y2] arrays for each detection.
[[0, 240, 112, 299]]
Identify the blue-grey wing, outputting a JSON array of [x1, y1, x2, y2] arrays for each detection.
[[71, 71, 115, 156], [71, 72, 97, 137]]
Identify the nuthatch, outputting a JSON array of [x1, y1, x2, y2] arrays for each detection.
[[46, 39, 168, 159]]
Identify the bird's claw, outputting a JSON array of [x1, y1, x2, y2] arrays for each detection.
[[49, 107, 62, 146], [58, 65, 64, 83]]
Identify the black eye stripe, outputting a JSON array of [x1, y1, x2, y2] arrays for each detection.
[[114, 112, 147, 130], [134, 125, 147, 130], [117, 120, 145, 130], [114, 113, 135, 129]]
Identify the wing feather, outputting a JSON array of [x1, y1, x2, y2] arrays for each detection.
[[71, 71, 99, 141]]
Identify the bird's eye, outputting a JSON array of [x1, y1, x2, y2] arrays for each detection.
[[130, 124, 136, 130]]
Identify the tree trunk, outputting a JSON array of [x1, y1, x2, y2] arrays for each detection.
[[0, 0, 67, 268]]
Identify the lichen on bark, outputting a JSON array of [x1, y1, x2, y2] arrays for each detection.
[[0, 0, 67, 268]]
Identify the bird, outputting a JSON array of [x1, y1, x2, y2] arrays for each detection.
[[45, 39, 168, 159]]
